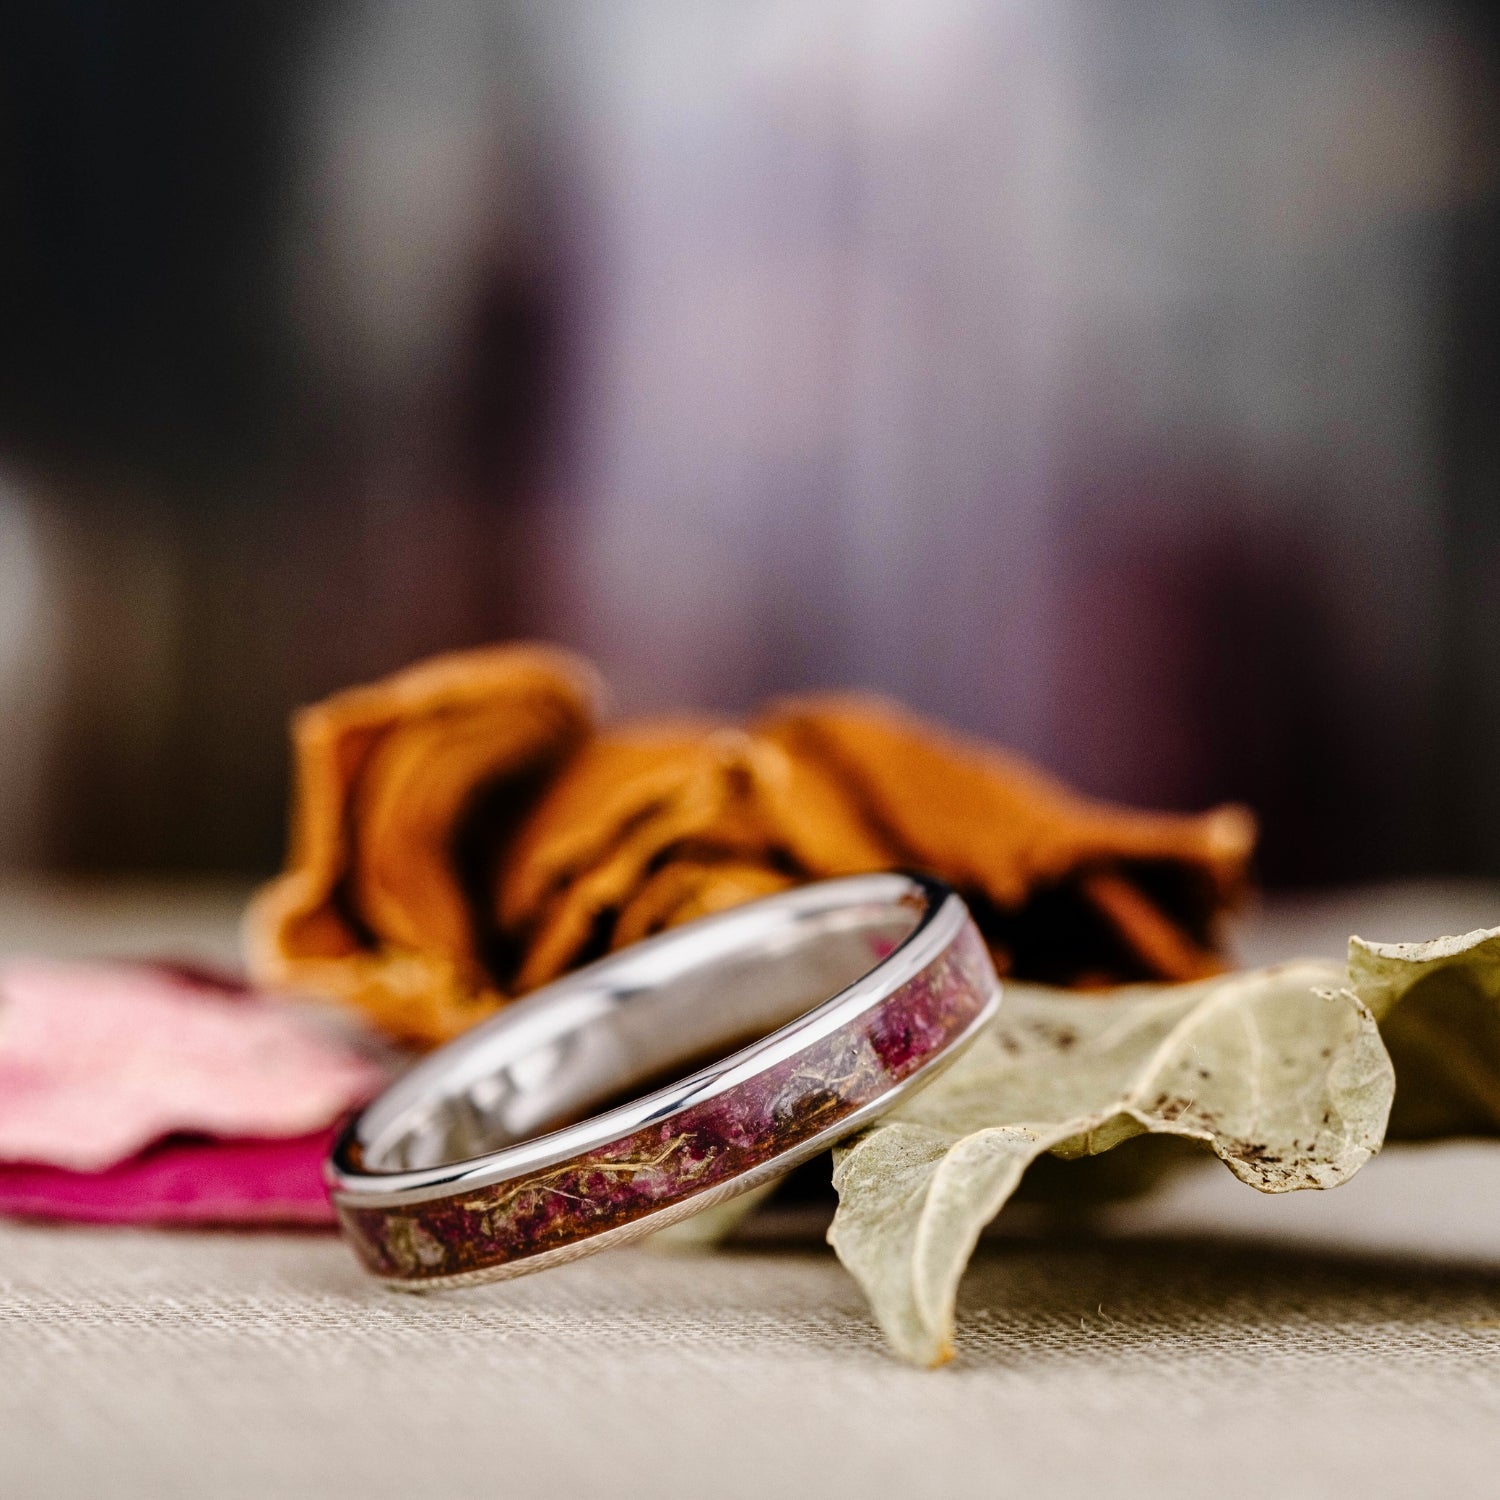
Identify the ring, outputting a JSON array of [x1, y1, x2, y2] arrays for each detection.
[[328, 873, 1001, 1287]]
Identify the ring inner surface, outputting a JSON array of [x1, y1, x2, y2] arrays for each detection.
[[356, 885, 926, 1176]]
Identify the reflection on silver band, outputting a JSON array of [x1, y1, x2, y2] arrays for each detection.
[[328, 873, 1001, 1287]]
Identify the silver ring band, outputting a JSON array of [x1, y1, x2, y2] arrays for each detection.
[[328, 873, 1001, 1287]]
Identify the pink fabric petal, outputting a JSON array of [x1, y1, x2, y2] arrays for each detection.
[[0, 1131, 338, 1225], [0, 960, 388, 1171]]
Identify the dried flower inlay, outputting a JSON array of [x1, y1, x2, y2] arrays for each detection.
[[337, 921, 996, 1282]]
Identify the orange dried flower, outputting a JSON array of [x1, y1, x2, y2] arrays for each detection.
[[245, 644, 599, 1044], [246, 647, 1255, 1046], [753, 694, 1253, 985]]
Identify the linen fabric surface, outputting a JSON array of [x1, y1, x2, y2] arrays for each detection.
[[5, 1156, 1500, 1500]]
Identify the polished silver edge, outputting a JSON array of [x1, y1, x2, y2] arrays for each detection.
[[331, 873, 966, 1208], [335, 873, 942, 1190], [369, 980, 1000, 1291]]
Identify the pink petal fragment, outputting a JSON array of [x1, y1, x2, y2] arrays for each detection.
[[0, 1132, 338, 1225], [0, 960, 388, 1171]]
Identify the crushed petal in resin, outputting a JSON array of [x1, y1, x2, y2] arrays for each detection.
[[340, 923, 995, 1281]]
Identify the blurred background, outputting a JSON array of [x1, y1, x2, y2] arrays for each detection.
[[0, 0, 1497, 890]]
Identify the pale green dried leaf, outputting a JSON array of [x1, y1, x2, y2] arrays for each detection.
[[829, 963, 1392, 1366], [1346, 926, 1500, 1139]]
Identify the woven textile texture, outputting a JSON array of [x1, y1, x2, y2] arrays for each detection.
[[4, 1181, 1500, 1500]]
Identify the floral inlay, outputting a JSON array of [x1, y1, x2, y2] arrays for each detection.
[[337, 921, 996, 1281]]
